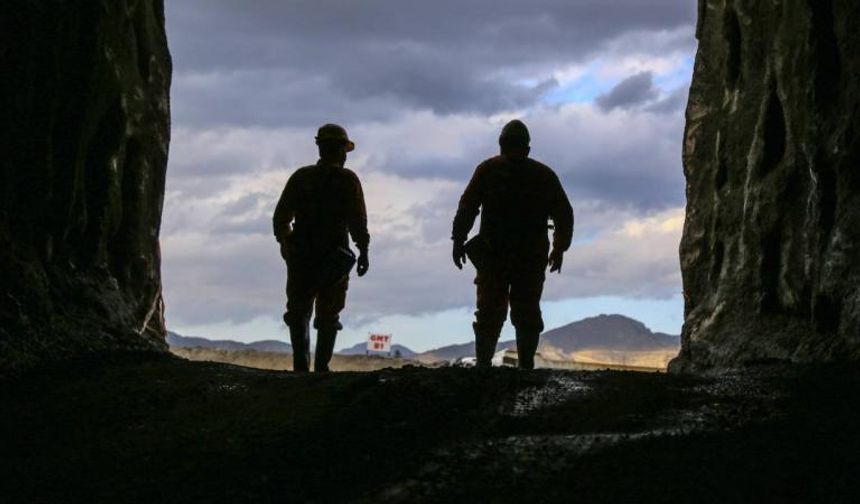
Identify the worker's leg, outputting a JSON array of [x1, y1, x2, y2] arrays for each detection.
[[284, 261, 316, 372], [474, 272, 509, 368], [509, 272, 545, 370], [313, 275, 348, 372]]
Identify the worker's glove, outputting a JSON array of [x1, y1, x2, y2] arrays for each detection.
[[453, 240, 467, 270], [548, 248, 564, 273], [357, 251, 369, 277]]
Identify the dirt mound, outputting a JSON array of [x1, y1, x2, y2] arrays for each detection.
[[537, 345, 679, 369]]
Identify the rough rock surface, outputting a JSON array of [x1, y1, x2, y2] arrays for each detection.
[[671, 0, 860, 372], [0, 1, 172, 374]]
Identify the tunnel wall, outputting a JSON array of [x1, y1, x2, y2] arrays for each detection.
[[0, 0, 172, 374], [671, 0, 860, 372]]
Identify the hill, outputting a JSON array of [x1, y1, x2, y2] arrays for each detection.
[[337, 342, 418, 358], [415, 340, 516, 363], [166, 331, 292, 354], [167, 314, 679, 369], [414, 314, 679, 365], [536, 314, 679, 368], [540, 314, 679, 353]]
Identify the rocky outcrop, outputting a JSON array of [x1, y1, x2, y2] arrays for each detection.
[[0, 1, 172, 374], [671, 0, 860, 372]]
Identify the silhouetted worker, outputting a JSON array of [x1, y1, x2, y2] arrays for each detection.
[[273, 124, 370, 372], [452, 120, 573, 369]]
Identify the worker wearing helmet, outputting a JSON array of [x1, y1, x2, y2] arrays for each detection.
[[273, 124, 370, 372], [452, 120, 574, 369]]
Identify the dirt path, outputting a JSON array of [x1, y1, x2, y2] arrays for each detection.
[[2, 353, 858, 503]]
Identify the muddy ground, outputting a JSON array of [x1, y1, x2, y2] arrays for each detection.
[[1, 353, 858, 503]]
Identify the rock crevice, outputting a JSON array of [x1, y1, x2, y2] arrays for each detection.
[[672, 0, 860, 372], [0, 1, 172, 374]]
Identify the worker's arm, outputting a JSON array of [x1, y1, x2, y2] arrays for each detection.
[[273, 173, 299, 262], [451, 163, 486, 269], [273, 174, 297, 244], [547, 171, 574, 273], [452, 163, 486, 243], [348, 173, 371, 276]]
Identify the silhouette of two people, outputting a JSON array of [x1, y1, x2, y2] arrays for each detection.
[[273, 120, 573, 372]]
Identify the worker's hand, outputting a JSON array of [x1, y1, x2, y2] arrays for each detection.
[[453, 240, 467, 270], [357, 251, 369, 277], [548, 248, 564, 273]]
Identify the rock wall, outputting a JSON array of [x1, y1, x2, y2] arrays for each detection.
[[671, 0, 860, 371], [0, 1, 172, 374]]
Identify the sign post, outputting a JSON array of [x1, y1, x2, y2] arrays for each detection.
[[367, 334, 392, 355]]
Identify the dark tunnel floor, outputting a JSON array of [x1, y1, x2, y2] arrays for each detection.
[[1, 353, 858, 503]]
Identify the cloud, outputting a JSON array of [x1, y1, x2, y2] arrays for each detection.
[[645, 86, 689, 113], [162, 164, 685, 327], [161, 231, 285, 326], [167, 100, 687, 217], [166, 1, 696, 126], [162, 173, 466, 325], [161, 97, 689, 326], [595, 71, 659, 111], [526, 103, 687, 210], [545, 207, 684, 300], [167, 1, 696, 72]]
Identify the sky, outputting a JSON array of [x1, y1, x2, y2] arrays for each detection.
[[161, 0, 698, 351]]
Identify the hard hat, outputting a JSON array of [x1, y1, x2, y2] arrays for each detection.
[[499, 119, 530, 143], [315, 123, 355, 152]]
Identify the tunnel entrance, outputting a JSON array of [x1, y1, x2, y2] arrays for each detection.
[[159, 1, 693, 373]]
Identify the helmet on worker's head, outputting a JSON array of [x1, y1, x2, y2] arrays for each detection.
[[499, 119, 530, 146], [315, 123, 355, 152]]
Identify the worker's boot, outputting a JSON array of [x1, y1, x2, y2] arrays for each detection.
[[515, 329, 540, 370], [288, 319, 311, 373], [314, 329, 338, 373], [473, 322, 500, 369]]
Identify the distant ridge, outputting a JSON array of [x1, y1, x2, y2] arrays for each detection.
[[168, 314, 679, 365], [167, 331, 292, 354], [415, 314, 679, 363], [337, 342, 417, 357], [540, 314, 679, 353], [415, 340, 515, 363]]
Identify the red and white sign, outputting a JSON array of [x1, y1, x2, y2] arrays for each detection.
[[367, 334, 392, 352]]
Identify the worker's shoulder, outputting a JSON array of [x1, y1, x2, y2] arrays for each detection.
[[340, 166, 362, 182], [524, 157, 557, 176], [287, 164, 317, 181], [475, 155, 505, 173], [524, 158, 563, 186]]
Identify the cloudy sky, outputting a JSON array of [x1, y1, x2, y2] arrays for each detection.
[[162, 0, 698, 351]]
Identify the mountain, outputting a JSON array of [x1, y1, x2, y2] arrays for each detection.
[[167, 314, 679, 365], [337, 342, 417, 358], [414, 314, 679, 363], [540, 314, 679, 354], [167, 331, 292, 354], [415, 340, 515, 363], [245, 340, 294, 353]]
